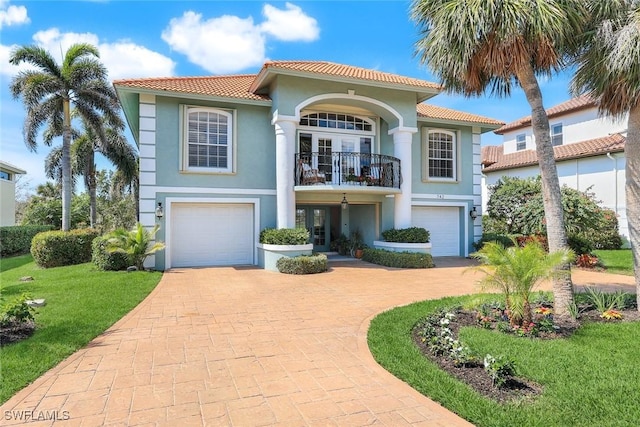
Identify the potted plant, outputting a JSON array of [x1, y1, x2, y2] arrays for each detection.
[[350, 229, 366, 258]]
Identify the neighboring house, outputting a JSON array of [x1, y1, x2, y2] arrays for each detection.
[[481, 95, 629, 243], [0, 160, 26, 226], [114, 60, 502, 270]]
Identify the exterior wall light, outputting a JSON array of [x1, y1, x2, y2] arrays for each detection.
[[341, 193, 349, 210], [469, 206, 478, 220], [156, 202, 164, 219]]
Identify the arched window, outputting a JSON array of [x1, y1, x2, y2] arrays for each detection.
[[299, 112, 374, 132]]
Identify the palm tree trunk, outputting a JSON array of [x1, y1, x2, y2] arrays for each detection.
[[88, 150, 97, 228], [626, 104, 640, 310], [61, 99, 72, 231], [516, 64, 574, 317]]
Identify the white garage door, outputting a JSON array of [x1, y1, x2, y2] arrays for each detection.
[[412, 206, 460, 256], [171, 203, 254, 268]]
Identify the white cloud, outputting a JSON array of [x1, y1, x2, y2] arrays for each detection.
[[0, 2, 29, 29], [162, 3, 319, 74], [162, 11, 266, 74], [30, 28, 176, 80], [260, 2, 319, 42]]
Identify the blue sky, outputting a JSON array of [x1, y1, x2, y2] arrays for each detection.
[[0, 0, 576, 191]]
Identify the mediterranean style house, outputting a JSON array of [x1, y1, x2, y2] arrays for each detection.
[[0, 160, 26, 226], [481, 95, 629, 243], [114, 60, 503, 270]]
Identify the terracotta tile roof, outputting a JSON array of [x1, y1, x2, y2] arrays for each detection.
[[417, 103, 504, 126], [495, 95, 595, 134], [253, 60, 442, 91], [481, 145, 504, 166], [113, 74, 270, 102], [482, 133, 626, 172]]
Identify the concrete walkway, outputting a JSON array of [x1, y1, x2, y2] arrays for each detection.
[[1, 260, 634, 426]]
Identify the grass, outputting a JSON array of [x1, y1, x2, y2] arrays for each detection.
[[594, 249, 634, 275], [0, 254, 162, 404], [368, 294, 640, 427]]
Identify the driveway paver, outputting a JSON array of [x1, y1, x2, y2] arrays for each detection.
[[1, 259, 634, 426]]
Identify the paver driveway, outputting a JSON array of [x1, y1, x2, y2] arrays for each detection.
[[1, 259, 635, 426]]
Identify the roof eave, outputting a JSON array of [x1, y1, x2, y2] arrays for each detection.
[[418, 115, 504, 132]]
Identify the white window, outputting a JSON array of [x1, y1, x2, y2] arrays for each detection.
[[551, 124, 563, 146], [425, 129, 457, 181], [184, 107, 233, 172], [516, 133, 526, 151], [0, 171, 10, 181], [299, 112, 374, 132]]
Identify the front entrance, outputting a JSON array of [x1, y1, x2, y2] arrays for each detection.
[[295, 206, 330, 252]]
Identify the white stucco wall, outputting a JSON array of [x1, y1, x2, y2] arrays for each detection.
[[0, 178, 17, 226], [483, 152, 628, 243], [501, 107, 628, 154]]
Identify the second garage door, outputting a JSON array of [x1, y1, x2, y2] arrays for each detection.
[[412, 206, 460, 256], [171, 203, 254, 268]]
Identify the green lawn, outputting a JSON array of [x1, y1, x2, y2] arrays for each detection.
[[594, 249, 634, 275], [0, 255, 162, 403], [368, 295, 640, 427]]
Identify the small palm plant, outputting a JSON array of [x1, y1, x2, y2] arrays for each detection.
[[107, 223, 165, 270], [471, 241, 574, 327]]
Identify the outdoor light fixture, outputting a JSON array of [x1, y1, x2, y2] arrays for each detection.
[[469, 206, 478, 220], [155, 202, 164, 219], [341, 193, 349, 210]]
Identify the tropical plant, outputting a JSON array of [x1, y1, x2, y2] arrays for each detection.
[[45, 118, 138, 229], [470, 240, 574, 327], [571, 0, 640, 309], [410, 0, 587, 317], [9, 43, 124, 231], [106, 223, 165, 270]]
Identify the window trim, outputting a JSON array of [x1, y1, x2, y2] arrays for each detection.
[[551, 123, 563, 146], [181, 105, 235, 174], [297, 111, 376, 136], [422, 128, 459, 183], [516, 133, 527, 151]]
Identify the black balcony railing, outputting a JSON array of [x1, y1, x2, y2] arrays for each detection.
[[295, 152, 401, 189]]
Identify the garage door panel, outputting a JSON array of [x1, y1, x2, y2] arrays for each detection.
[[171, 203, 254, 268], [412, 206, 460, 257]]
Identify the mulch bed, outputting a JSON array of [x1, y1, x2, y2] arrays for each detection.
[[0, 320, 36, 347], [412, 307, 640, 404]]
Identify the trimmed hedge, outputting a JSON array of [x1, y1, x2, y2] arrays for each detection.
[[92, 235, 130, 271], [472, 233, 516, 251], [0, 225, 53, 257], [30, 228, 100, 268], [381, 227, 430, 243], [260, 228, 309, 245], [362, 248, 434, 269], [276, 254, 328, 274]]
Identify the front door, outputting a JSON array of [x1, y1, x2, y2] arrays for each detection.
[[295, 206, 330, 252]]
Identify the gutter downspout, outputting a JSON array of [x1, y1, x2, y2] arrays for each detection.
[[606, 152, 618, 217]]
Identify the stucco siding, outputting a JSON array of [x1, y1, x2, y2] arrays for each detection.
[[0, 179, 17, 226]]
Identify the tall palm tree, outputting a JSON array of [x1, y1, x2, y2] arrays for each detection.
[[572, 0, 640, 308], [9, 43, 123, 231], [410, 0, 587, 317], [45, 119, 138, 228]]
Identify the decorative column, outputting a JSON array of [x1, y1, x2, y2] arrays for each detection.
[[273, 116, 297, 229], [391, 128, 416, 229]]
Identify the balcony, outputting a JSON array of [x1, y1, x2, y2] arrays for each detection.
[[295, 152, 401, 190]]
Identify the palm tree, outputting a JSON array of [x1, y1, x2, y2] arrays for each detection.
[[471, 240, 574, 326], [9, 43, 123, 231], [572, 0, 640, 309], [45, 119, 138, 228], [107, 223, 165, 270], [411, 0, 587, 317]]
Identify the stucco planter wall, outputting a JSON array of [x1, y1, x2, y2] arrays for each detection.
[[257, 243, 314, 271], [373, 240, 432, 254]]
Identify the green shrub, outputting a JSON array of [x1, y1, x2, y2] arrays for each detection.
[[362, 248, 434, 268], [259, 228, 309, 245], [472, 233, 515, 251], [381, 227, 430, 243], [30, 228, 100, 268], [579, 208, 623, 249], [105, 223, 165, 270], [276, 254, 328, 274], [92, 235, 130, 271], [1, 293, 35, 327], [567, 233, 594, 255], [0, 225, 53, 257]]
